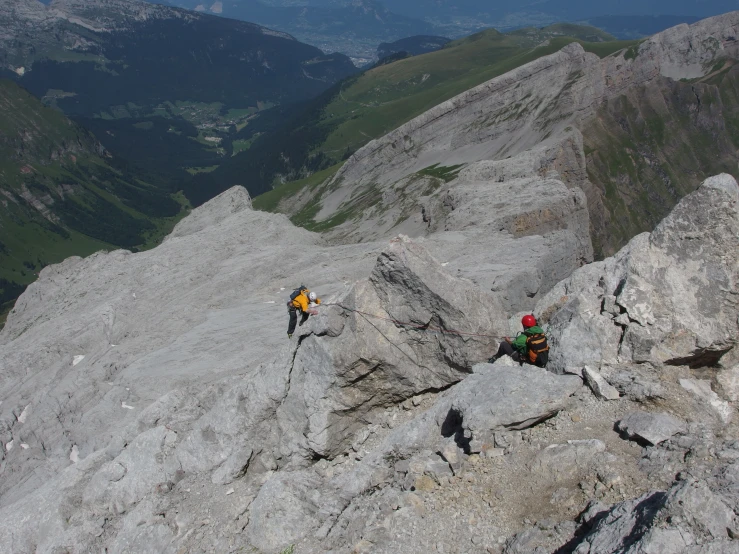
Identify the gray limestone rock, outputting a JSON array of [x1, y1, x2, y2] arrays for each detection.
[[600, 366, 666, 402], [440, 364, 582, 442], [582, 366, 620, 400], [569, 478, 738, 553], [617, 411, 687, 446], [276, 235, 508, 461], [246, 470, 324, 552], [537, 174, 739, 373], [212, 446, 254, 485], [530, 439, 607, 481]]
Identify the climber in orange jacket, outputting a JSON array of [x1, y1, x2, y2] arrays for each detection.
[[287, 285, 321, 338]]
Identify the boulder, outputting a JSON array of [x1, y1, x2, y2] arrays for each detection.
[[617, 411, 687, 446], [582, 366, 620, 400], [276, 235, 508, 461], [568, 478, 738, 553], [439, 364, 582, 445], [536, 174, 739, 373]]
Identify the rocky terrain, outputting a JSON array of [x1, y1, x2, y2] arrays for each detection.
[[0, 172, 736, 553], [1, 12, 738, 554], [275, 12, 739, 260]]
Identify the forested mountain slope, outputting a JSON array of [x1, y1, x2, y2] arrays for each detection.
[[0, 0, 357, 199], [0, 80, 183, 318]]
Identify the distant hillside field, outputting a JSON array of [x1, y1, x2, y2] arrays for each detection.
[[201, 24, 628, 205]]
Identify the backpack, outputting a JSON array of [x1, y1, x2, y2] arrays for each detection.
[[525, 332, 549, 367], [288, 287, 305, 308]]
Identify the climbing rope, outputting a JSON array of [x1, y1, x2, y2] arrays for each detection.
[[323, 303, 500, 339]]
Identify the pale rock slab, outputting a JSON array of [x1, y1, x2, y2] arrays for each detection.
[[617, 411, 687, 446], [441, 364, 582, 441], [530, 439, 607, 481], [680, 379, 734, 424], [583, 366, 620, 400]]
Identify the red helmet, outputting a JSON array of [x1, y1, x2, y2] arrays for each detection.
[[521, 314, 537, 328]]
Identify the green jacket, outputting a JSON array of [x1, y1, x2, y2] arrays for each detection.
[[511, 325, 545, 354]]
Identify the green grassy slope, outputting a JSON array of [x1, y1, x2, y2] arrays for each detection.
[[318, 29, 625, 159], [0, 80, 187, 320], [583, 61, 739, 257], [200, 25, 634, 205]]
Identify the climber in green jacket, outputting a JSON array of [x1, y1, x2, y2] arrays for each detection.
[[488, 314, 549, 367]]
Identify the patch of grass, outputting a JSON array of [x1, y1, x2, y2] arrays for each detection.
[[582, 40, 640, 59], [252, 163, 342, 213], [417, 163, 464, 182], [623, 41, 644, 61], [232, 135, 260, 156], [186, 165, 219, 175]]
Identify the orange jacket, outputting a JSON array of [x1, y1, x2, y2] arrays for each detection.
[[290, 290, 321, 312]]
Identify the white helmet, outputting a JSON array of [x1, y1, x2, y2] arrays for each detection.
[[308, 292, 317, 301]]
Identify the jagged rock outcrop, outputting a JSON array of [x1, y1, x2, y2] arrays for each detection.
[[566, 477, 738, 553], [277, 235, 506, 462], [535, 174, 739, 374]]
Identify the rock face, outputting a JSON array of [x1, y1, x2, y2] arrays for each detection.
[[536, 174, 739, 373], [277, 235, 507, 462], [0, 186, 381, 507], [3, 13, 739, 554], [1, 169, 739, 552], [568, 478, 738, 553]]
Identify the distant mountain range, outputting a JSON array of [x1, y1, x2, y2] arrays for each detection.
[[364, 0, 739, 20], [151, 0, 436, 62], [144, 0, 734, 62], [1, 0, 356, 115], [0, 0, 357, 188]]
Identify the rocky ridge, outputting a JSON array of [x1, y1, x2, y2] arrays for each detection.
[[1, 13, 739, 554], [281, 12, 739, 266], [0, 171, 737, 552]]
